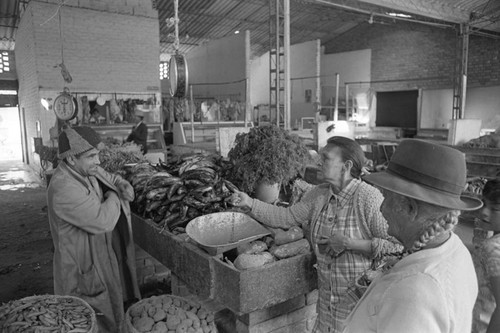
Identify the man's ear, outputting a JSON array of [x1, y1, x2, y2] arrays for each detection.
[[66, 156, 75, 166], [407, 197, 419, 221], [344, 160, 353, 173]]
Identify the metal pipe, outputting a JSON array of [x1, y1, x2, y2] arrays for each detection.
[[334, 73, 339, 122], [190, 85, 195, 144], [345, 84, 349, 120], [284, 0, 291, 130]]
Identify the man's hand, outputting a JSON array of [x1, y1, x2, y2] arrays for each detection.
[[116, 181, 135, 202]]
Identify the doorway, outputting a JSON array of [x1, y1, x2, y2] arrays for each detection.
[[0, 107, 22, 161], [376, 90, 418, 129]]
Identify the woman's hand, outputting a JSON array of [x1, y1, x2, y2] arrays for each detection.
[[230, 190, 253, 209], [317, 234, 350, 257]]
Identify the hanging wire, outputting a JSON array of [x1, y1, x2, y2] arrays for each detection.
[[57, 7, 72, 83], [39, 0, 69, 26]]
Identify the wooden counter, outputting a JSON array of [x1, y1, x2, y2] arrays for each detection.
[[131, 214, 317, 315]]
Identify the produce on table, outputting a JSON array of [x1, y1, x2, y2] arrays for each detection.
[[98, 141, 147, 175], [234, 252, 275, 270], [126, 295, 216, 333], [464, 177, 487, 196], [273, 226, 304, 246], [236, 240, 268, 255], [269, 238, 311, 260], [228, 125, 313, 194], [123, 154, 237, 232], [0, 295, 96, 333], [463, 130, 500, 148], [232, 224, 311, 269]]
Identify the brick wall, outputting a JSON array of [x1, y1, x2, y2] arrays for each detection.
[[324, 21, 500, 91], [15, 6, 41, 164], [135, 245, 171, 287], [15, 0, 160, 165]]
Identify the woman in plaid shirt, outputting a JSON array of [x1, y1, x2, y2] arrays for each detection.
[[232, 136, 403, 333]]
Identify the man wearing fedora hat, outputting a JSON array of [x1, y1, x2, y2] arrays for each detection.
[[47, 126, 140, 333], [343, 139, 482, 333], [126, 109, 148, 154]]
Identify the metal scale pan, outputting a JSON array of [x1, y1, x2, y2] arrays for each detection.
[[186, 212, 271, 256]]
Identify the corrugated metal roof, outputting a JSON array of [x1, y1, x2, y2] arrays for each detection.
[[0, 0, 499, 57], [0, 0, 21, 51]]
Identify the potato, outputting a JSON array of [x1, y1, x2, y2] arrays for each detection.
[[141, 308, 149, 318], [187, 328, 196, 333], [234, 252, 275, 270], [134, 317, 155, 332], [147, 305, 157, 317], [176, 307, 187, 321], [274, 226, 304, 245], [163, 297, 173, 308], [166, 315, 181, 330], [130, 304, 144, 318], [197, 308, 208, 320], [270, 238, 311, 259], [237, 240, 268, 255], [185, 309, 200, 326], [168, 306, 177, 315], [153, 308, 167, 322], [176, 322, 188, 333], [152, 321, 168, 331], [173, 298, 181, 307]]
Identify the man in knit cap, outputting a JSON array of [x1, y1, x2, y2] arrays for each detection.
[[47, 126, 140, 333]]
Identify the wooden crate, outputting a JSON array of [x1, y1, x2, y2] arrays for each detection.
[[131, 214, 317, 314]]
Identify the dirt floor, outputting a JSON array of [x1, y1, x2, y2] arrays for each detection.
[[0, 160, 53, 304]]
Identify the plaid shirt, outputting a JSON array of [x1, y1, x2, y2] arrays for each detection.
[[312, 180, 374, 333], [251, 179, 402, 333]]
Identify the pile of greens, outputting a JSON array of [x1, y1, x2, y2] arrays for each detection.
[[99, 142, 147, 175], [228, 125, 312, 194]]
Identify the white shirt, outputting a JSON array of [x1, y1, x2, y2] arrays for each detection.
[[343, 233, 478, 333]]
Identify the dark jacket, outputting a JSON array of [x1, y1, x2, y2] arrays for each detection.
[[126, 122, 148, 154]]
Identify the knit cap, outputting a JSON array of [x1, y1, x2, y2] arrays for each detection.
[[58, 126, 102, 159]]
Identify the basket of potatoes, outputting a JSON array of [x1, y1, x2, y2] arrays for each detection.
[[126, 294, 217, 333]]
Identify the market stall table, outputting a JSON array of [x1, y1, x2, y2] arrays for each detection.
[[131, 214, 318, 332]]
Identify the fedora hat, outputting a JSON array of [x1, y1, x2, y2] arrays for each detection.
[[364, 139, 482, 211]]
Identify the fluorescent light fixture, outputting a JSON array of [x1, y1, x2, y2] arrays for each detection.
[[0, 90, 17, 95], [387, 12, 412, 18], [234, 30, 240, 34]]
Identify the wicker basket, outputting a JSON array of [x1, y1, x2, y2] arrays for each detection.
[[125, 294, 217, 333], [0, 294, 97, 333]]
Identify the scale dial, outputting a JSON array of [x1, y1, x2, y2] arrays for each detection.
[[53, 93, 77, 120]]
